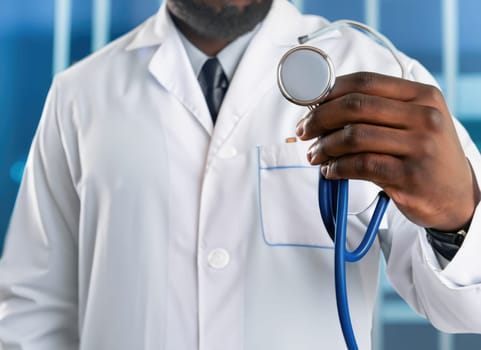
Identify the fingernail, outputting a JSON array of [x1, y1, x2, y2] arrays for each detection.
[[296, 122, 304, 137], [307, 150, 312, 162], [321, 163, 329, 177], [307, 142, 318, 163], [309, 152, 322, 165]]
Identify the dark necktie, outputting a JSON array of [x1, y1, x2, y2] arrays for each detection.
[[198, 57, 228, 124]]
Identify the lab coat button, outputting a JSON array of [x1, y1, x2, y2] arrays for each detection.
[[208, 248, 230, 269], [218, 146, 238, 159]]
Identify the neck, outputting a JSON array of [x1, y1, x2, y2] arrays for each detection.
[[171, 15, 231, 57]]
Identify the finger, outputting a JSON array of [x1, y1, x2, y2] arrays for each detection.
[[326, 72, 444, 108], [299, 93, 438, 140], [321, 153, 405, 187], [308, 124, 413, 165]]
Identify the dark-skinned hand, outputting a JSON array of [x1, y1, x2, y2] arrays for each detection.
[[296, 72, 480, 232]]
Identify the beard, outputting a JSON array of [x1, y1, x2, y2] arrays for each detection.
[[167, 0, 274, 41]]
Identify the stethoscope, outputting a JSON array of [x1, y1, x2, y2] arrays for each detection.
[[277, 20, 407, 350]]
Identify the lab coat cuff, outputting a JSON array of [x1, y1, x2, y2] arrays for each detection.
[[419, 201, 481, 287], [413, 233, 481, 333]]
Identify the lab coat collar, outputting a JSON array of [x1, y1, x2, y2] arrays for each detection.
[[125, 0, 309, 52], [125, 3, 172, 51]]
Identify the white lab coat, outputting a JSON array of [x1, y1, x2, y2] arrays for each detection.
[[1, 1, 481, 349]]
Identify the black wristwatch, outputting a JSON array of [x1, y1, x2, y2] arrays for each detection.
[[425, 226, 468, 261]]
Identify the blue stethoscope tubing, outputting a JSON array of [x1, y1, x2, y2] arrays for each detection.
[[302, 20, 405, 349], [319, 176, 390, 349]]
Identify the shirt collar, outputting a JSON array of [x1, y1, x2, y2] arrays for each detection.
[[177, 24, 258, 81]]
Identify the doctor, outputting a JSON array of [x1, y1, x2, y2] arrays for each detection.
[[1, 0, 481, 349]]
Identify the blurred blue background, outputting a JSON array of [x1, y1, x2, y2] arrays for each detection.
[[0, 0, 480, 348]]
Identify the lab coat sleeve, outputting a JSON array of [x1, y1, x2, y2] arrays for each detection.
[[0, 79, 80, 349], [382, 59, 481, 334]]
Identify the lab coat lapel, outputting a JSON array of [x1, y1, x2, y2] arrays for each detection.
[[213, 0, 307, 143], [144, 6, 214, 136]]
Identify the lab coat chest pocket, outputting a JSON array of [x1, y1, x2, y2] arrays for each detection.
[[257, 142, 332, 248], [257, 142, 385, 248]]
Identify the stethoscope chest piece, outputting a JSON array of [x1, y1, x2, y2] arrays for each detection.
[[277, 46, 335, 108]]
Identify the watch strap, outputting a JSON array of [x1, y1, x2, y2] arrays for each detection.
[[425, 227, 467, 261]]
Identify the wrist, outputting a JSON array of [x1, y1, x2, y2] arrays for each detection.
[[431, 160, 479, 231]]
